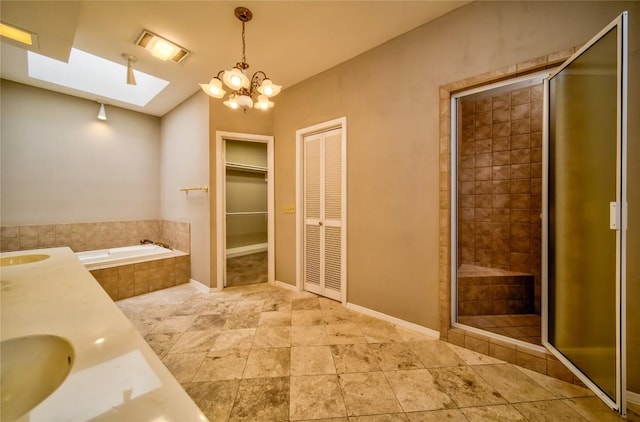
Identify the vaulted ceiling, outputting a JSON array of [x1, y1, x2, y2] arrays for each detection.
[[0, 1, 469, 116]]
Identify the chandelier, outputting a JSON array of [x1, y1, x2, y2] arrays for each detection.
[[200, 7, 281, 111]]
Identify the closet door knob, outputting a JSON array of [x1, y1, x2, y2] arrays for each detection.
[[318, 221, 323, 226]]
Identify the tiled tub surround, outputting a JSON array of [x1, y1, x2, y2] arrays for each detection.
[[457, 84, 543, 313], [0, 247, 206, 421], [0, 219, 190, 254], [457, 264, 534, 316], [90, 254, 190, 301]]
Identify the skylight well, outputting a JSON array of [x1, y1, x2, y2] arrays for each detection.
[[27, 48, 169, 107]]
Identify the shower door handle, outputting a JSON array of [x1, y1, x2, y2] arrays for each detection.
[[610, 202, 620, 230]]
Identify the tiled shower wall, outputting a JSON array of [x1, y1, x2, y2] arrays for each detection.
[[0, 219, 190, 253], [458, 85, 543, 312]]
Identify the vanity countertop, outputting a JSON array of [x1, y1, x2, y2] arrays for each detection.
[[0, 247, 208, 422]]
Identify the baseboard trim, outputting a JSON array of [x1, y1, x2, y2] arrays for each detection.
[[628, 391, 640, 405], [189, 278, 216, 293], [226, 243, 268, 259], [274, 279, 298, 291], [346, 302, 440, 339]]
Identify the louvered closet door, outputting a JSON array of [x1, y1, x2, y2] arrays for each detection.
[[304, 128, 343, 301]]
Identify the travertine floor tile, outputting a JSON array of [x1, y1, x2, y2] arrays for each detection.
[[385, 369, 455, 412], [168, 330, 219, 354], [563, 397, 624, 422], [119, 283, 621, 421], [192, 349, 249, 381], [143, 332, 182, 357], [210, 328, 256, 351], [183, 380, 239, 422], [229, 377, 289, 422], [514, 366, 593, 398], [291, 324, 329, 346], [150, 315, 197, 334], [188, 313, 226, 331], [161, 351, 207, 383], [252, 326, 291, 348], [330, 343, 381, 374], [429, 366, 507, 408], [258, 310, 292, 326], [408, 341, 465, 368], [325, 323, 367, 344], [339, 372, 402, 416], [243, 347, 291, 378], [289, 375, 347, 420], [291, 346, 336, 376], [349, 414, 408, 421], [512, 400, 588, 421], [292, 309, 325, 326], [405, 409, 467, 421], [460, 404, 527, 421], [368, 343, 424, 371], [472, 363, 556, 402]]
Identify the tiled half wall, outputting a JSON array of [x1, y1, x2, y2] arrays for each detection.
[[0, 219, 190, 253], [90, 255, 190, 301]]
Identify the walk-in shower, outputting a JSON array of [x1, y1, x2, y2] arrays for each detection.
[[453, 74, 546, 346]]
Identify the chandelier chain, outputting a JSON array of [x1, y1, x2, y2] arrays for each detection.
[[241, 21, 246, 66]]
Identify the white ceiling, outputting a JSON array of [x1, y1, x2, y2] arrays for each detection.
[[0, 1, 469, 117]]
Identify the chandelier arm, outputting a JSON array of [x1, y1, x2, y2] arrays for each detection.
[[249, 71, 267, 95]]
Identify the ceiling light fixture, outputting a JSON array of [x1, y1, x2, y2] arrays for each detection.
[[0, 21, 37, 46], [135, 29, 189, 63], [200, 7, 281, 111], [122, 54, 137, 85], [97, 103, 107, 121]]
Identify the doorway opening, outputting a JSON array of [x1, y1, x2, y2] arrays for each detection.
[[452, 73, 549, 346], [215, 131, 274, 289]]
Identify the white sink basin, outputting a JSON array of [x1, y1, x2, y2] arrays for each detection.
[[0, 254, 50, 267], [1, 335, 74, 421]]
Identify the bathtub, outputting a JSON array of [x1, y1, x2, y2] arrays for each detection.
[[76, 244, 183, 270]]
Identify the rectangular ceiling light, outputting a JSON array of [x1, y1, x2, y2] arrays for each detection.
[[0, 22, 37, 46], [135, 29, 189, 63]]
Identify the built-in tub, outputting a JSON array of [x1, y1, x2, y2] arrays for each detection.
[[76, 244, 184, 270]]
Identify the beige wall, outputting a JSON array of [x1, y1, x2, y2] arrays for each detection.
[[0, 80, 161, 225], [208, 101, 273, 288], [160, 91, 210, 285], [272, 2, 637, 343]]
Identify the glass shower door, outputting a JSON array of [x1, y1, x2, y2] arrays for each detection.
[[544, 12, 627, 413]]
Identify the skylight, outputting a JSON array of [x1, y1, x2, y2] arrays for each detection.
[[27, 48, 169, 106]]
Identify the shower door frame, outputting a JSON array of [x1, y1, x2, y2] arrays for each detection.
[[541, 12, 628, 414], [449, 70, 552, 347], [215, 131, 275, 289]]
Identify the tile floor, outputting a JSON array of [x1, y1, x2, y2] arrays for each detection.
[[116, 282, 635, 422]]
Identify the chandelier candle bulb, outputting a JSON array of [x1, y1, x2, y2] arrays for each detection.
[[199, 7, 282, 111]]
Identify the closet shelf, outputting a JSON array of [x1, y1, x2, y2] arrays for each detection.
[[225, 161, 268, 174]]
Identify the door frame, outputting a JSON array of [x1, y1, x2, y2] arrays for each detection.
[[215, 131, 275, 289], [541, 12, 628, 414], [295, 116, 347, 304]]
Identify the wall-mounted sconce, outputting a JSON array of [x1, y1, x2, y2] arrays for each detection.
[[122, 54, 137, 85], [97, 102, 107, 121]]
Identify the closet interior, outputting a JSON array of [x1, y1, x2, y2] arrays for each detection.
[[225, 140, 268, 287]]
